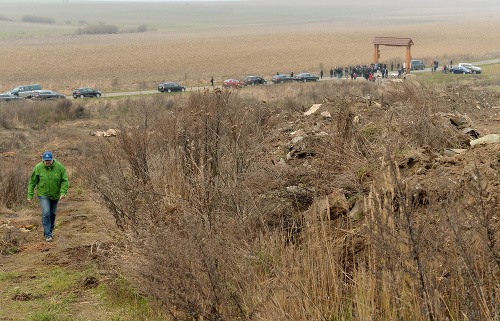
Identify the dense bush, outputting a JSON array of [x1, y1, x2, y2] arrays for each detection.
[[75, 24, 119, 35], [22, 15, 55, 24]]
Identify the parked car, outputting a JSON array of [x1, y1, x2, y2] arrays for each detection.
[[458, 63, 482, 74], [272, 74, 295, 84], [158, 82, 186, 92], [450, 66, 472, 74], [222, 79, 246, 88], [244, 76, 267, 85], [294, 73, 319, 82], [410, 59, 425, 70], [403, 59, 425, 71], [31, 90, 66, 99], [0, 93, 25, 102], [8, 84, 42, 98], [73, 88, 101, 98]]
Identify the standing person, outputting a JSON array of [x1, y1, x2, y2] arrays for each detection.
[[330, 68, 333, 78], [450, 60, 453, 68], [320, 70, 324, 79], [27, 151, 69, 242], [391, 62, 393, 71], [210, 77, 214, 87], [290, 71, 294, 78]]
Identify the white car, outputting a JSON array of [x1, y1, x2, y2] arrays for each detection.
[[458, 63, 482, 74]]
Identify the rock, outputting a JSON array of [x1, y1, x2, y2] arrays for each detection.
[[442, 149, 467, 157], [304, 104, 322, 116], [290, 135, 304, 145], [348, 199, 364, 221], [327, 189, 349, 216], [438, 112, 473, 129], [90, 129, 118, 137], [106, 129, 118, 136], [470, 134, 500, 147], [321, 111, 331, 118]]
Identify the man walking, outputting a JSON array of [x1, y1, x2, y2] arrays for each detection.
[[27, 151, 69, 242]]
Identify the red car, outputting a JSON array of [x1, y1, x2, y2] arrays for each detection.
[[222, 79, 246, 88]]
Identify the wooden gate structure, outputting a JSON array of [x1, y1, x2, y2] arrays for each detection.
[[373, 37, 413, 74]]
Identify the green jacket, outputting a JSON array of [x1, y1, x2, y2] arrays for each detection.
[[27, 159, 69, 200]]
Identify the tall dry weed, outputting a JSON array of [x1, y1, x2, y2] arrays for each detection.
[[85, 91, 283, 319]]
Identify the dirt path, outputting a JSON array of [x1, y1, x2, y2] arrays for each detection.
[[0, 191, 120, 319]]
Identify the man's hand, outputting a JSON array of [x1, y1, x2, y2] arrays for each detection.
[[60, 195, 66, 200], [27, 199, 33, 205]]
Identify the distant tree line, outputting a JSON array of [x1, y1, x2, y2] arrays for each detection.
[[75, 23, 150, 35], [22, 15, 55, 24], [75, 24, 119, 35]]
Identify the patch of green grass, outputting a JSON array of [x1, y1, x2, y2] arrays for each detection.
[[95, 276, 166, 320], [29, 295, 84, 321], [0, 271, 21, 280], [32, 266, 84, 296], [416, 62, 500, 89], [477, 63, 500, 88]]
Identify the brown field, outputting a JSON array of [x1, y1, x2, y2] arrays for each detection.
[[0, 3, 499, 93]]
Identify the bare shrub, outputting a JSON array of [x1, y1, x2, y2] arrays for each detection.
[[0, 157, 30, 209], [55, 99, 72, 120], [85, 90, 284, 319], [385, 81, 466, 150]]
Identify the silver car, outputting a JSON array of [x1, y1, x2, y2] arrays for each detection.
[[458, 63, 482, 74]]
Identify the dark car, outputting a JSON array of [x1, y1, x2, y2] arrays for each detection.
[[222, 79, 246, 88], [9, 84, 42, 98], [450, 66, 472, 74], [244, 76, 267, 85], [0, 93, 25, 102], [158, 82, 186, 93], [73, 88, 101, 99], [31, 90, 66, 99], [294, 73, 319, 82], [272, 74, 295, 84]]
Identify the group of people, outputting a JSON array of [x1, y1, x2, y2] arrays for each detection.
[[430, 60, 454, 73], [325, 63, 397, 81]]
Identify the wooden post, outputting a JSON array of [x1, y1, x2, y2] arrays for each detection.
[[405, 45, 411, 74], [374, 45, 380, 64]]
